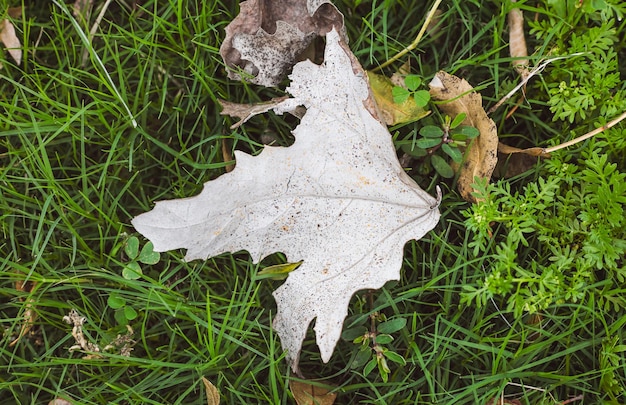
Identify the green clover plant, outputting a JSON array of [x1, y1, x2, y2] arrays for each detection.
[[104, 236, 161, 325], [391, 74, 431, 108], [122, 236, 160, 280], [107, 292, 139, 326]]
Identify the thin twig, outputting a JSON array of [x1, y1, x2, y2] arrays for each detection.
[[372, 0, 443, 72], [544, 109, 626, 153], [487, 53, 585, 115], [506, 382, 557, 404], [559, 394, 584, 404]]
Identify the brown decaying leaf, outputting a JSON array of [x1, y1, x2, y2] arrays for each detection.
[[0, 14, 22, 66], [290, 380, 336, 405], [429, 71, 498, 202], [221, 139, 235, 173], [7, 6, 22, 18], [201, 377, 220, 405], [219, 0, 345, 87]]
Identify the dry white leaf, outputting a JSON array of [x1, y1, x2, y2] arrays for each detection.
[[133, 29, 440, 373]]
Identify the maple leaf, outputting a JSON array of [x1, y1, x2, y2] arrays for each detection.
[[132, 29, 440, 373]]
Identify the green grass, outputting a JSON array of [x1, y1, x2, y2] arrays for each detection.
[[1, 0, 625, 404]]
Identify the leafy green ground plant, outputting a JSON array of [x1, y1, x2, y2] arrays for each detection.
[[463, 147, 626, 317], [528, 0, 626, 124], [399, 112, 480, 178], [1, 0, 625, 404], [342, 296, 409, 383]]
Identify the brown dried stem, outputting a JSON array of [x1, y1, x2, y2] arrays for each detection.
[[544, 109, 626, 154]]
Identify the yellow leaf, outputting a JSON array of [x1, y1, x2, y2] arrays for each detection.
[[367, 71, 430, 126], [256, 261, 303, 280]]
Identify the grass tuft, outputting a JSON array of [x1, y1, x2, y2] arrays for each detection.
[[1, 0, 625, 404]]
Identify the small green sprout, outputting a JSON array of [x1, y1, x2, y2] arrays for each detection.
[[343, 313, 407, 382]]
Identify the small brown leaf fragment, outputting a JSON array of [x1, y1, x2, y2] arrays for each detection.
[[221, 139, 235, 173], [290, 380, 336, 405], [73, 0, 93, 19], [7, 6, 22, 18], [0, 16, 22, 66], [428, 71, 498, 202], [389, 61, 411, 87], [219, 96, 291, 129], [425, 9, 443, 40], [201, 377, 220, 405], [485, 398, 522, 405], [9, 279, 37, 347], [48, 399, 73, 405], [220, 0, 345, 87], [494, 151, 537, 178], [496, 142, 549, 177]]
